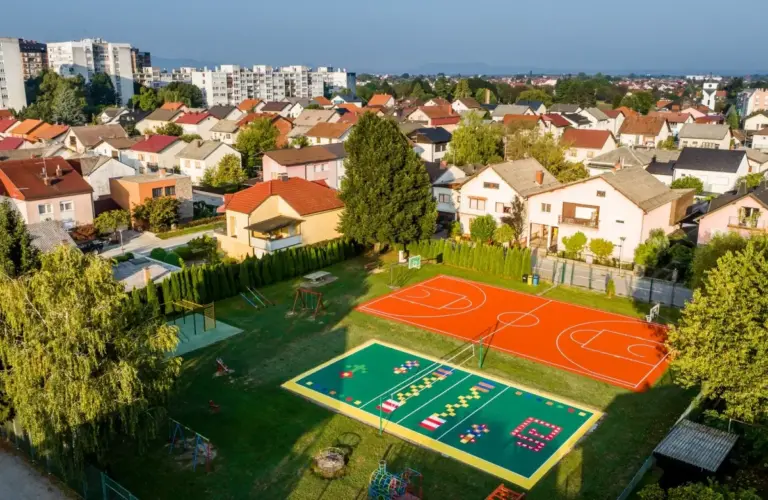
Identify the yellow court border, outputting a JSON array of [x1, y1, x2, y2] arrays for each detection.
[[282, 339, 604, 490]]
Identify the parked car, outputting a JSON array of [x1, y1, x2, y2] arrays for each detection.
[[77, 239, 106, 254]]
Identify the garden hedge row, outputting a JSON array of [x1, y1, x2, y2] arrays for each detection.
[[406, 239, 532, 280]]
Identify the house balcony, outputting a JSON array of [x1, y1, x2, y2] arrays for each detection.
[[727, 216, 766, 231], [558, 215, 599, 229], [245, 215, 303, 253], [250, 234, 302, 252]]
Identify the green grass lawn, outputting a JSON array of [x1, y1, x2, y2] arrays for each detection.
[[106, 258, 695, 500], [155, 222, 225, 240]]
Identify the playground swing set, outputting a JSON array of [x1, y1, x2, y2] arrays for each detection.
[[292, 288, 326, 318], [170, 299, 216, 337], [168, 418, 214, 472]]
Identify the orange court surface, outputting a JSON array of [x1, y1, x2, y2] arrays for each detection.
[[358, 275, 669, 391]]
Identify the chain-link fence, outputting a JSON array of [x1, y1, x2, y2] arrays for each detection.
[[0, 419, 138, 500], [532, 255, 693, 308]]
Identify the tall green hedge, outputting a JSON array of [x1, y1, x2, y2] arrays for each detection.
[[141, 238, 365, 313], [406, 240, 532, 280]]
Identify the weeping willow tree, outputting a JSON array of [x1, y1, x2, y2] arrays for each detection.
[[0, 245, 181, 478]]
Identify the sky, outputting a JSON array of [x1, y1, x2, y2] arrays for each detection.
[[2, 0, 766, 75]]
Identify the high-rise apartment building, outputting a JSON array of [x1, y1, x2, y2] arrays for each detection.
[[47, 38, 134, 106], [0, 37, 27, 110], [136, 66, 193, 89], [189, 65, 355, 106], [18, 39, 47, 80], [130, 48, 151, 73]]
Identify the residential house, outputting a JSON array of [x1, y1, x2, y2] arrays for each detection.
[[62, 125, 129, 153], [451, 98, 483, 114], [503, 115, 548, 135], [406, 106, 461, 127], [432, 163, 480, 223], [68, 155, 135, 200], [98, 107, 130, 125], [0, 144, 73, 161], [173, 112, 218, 140], [562, 113, 593, 129], [618, 116, 671, 147], [176, 140, 241, 185], [330, 95, 363, 107], [207, 105, 244, 122], [648, 112, 694, 137], [262, 143, 346, 188], [744, 148, 768, 173], [368, 94, 395, 108], [491, 104, 535, 122], [0, 137, 33, 151], [237, 98, 264, 113], [561, 129, 618, 165], [602, 109, 626, 136], [123, 135, 186, 173], [671, 148, 749, 194], [588, 147, 679, 176], [287, 109, 340, 139], [135, 108, 184, 135], [744, 112, 768, 132], [526, 166, 693, 258], [679, 107, 706, 119], [539, 113, 572, 139], [8, 119, 44, 139], [697, 184, 768, 244], [209, 120, 241, 145], [110, 171, 193, 220], [260, 102, 292, 117], [285, 98, 313, 119], [457, 158, 560, 240], [92, 137, 141, 162], [311, 96, 333, 109], [160, 101, 188, 112], [29, 124, 69, 144], [695, 115, 725, 125], [678, 124, 732, 150], [237, 113, 293, 147], [752, 129, 768, 151], [0, 156, 94, 228], [0, 118, 19, 137], [578, 108, 611, 130], [408, 127, 452, 162], [516, 100, 547, 115], [218, 177, 345, 258], [27, 220, 77, 253], [548, 104, 581, 114], [305, 122, 353, 145]]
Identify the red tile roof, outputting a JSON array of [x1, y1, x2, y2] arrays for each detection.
[[503, 114, 541, 126], [30, 123, 70, 140], [174, 112, 213, 125], [161, 101, 185, 111], [306, 122, 353, 139], [336, 103, 364, 114], [0, 110, 12, 119], [0, 157, 93, 201], [619, 116, 667, 136], [237, 112, 278, 128], [224, 177, 344, 215], [561, 129, 613, 149], [367, 94, 394, 107], [426, 98, 450, 106], [614, 106, 638, 118], [414, 105, 455, 120], [648, 111, 691, 124], [0, 137, 25, 150], [541, 113, 571, 127], [0, 118, 18, 133], [312, 96, 332, 106], [237, 98, 262, 112], [337, 112, 359, 125], [695, 115, 725, 124], [10, 119, 44, 136], [603, 109, 625, 119], [130, 135, 180, 153]]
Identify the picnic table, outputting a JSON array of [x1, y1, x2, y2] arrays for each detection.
[[304, 271, 332, 285]]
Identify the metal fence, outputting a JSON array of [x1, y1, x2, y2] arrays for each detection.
[[532, 255, 693, 308], [0, 419, 138, 500]]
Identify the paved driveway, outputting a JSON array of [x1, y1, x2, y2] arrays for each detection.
[[0, 447, 68, 499], [101, 229, 216, 258]]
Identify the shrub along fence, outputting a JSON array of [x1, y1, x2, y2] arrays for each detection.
[[406, 240, 533, 280], [131, 238, 365, 311]]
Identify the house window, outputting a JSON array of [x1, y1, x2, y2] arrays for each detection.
[[616, 220, 624, 224], [69, 136, 76, 147], [596, 191, 606, 197], [496, 202, 506, 213], [111, 150, 118, 159], [469, 198, 486, 210], [152, 187, 162, 198], [195, 161, 201, 169], [59, 201, 73, 212], [38, 203, 53, 215], [165, 186, 176, 196], [438, 193, 451, 203], [541, 203, 551, 213], [138, 153, 145, 161], [483, 182, 499, 189]]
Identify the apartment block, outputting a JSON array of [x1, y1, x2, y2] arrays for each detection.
[[19, 39, 47, 80], [47, 38, 134, 106], [135, 66, 193, 89], [189, 65, 356, 106], [130, 48, 151, 73], [0, 37, 27, 110], [738, 88, 768, 118]]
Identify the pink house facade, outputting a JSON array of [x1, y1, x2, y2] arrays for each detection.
[[262, 144, 346, 189], [697, 188, 768, 245]]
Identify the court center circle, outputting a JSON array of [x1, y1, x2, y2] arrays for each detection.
[[497, 311, 540, 328]]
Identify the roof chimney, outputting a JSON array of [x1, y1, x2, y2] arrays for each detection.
[[535, 170, 544, 185], [55, 164, 62, 178], [485, 88, 491, 105], [144, 134, 150, 140], [613, 160, 622, 171]]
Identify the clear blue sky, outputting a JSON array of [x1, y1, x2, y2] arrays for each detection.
[[3, 0, 766, 75]]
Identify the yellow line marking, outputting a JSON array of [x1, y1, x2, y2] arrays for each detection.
[[281, 338, 604, 490]]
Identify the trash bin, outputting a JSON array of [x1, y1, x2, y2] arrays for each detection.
[[522, 274, 528, 283], [527, 275, 533, 285], [533, 274, 540, 286]]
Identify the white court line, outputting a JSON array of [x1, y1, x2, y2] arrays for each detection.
[[569, 329, 601, 346], [365, 308, 642, 389], [394, 374, 472, 423], [358, 275, 443, 310], [439, 296, 471, 310], [633, 351, 670, 389], [581, 344, 657, 367], [397, 288, 431, 300], [391, 294, 450, 311], [590, 329, 665, 346], [420, 285, 467, 299], [627, 343, 659, 358], [436, 387, 510, 441], [578, 329, 603, 351]]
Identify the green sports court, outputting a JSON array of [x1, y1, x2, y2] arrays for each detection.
[[283, 340, 603, 489]]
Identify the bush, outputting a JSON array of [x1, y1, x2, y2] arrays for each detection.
[[150, 248, 167, 260], [149, 247, 184, 267], [606, 278, 615, 298], [634, 229, 669, 268], [589, 238, 614, 263], [671, 176, 704, 194], [469, 215, 497, 243], [112, 252, 134, 264], [562, 231, 587, 258], [167, 215, 225, 232]]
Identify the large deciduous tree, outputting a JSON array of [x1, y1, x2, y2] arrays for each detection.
[[235, 118, 279, 174], [505, 124, 588, 182], [689, 232, 749, 289], [453, 79, 472, 99], [667, 240, 768, 423], [93, 209, 131, 242], [444, 113, 503, 166], [516, 89, 553, 107], [132, 197, 181, 232], [201, 154, 248, 188], [51, 84, 86, 125], [86, 73, 118, 112], [338, 113, 436, 248], [154, 122, 183, 136]]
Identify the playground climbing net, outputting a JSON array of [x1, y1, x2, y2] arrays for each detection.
[[368, 460, 422, 500]]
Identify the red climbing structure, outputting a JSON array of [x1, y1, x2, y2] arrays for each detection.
[[486, 483, 526, 500]]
